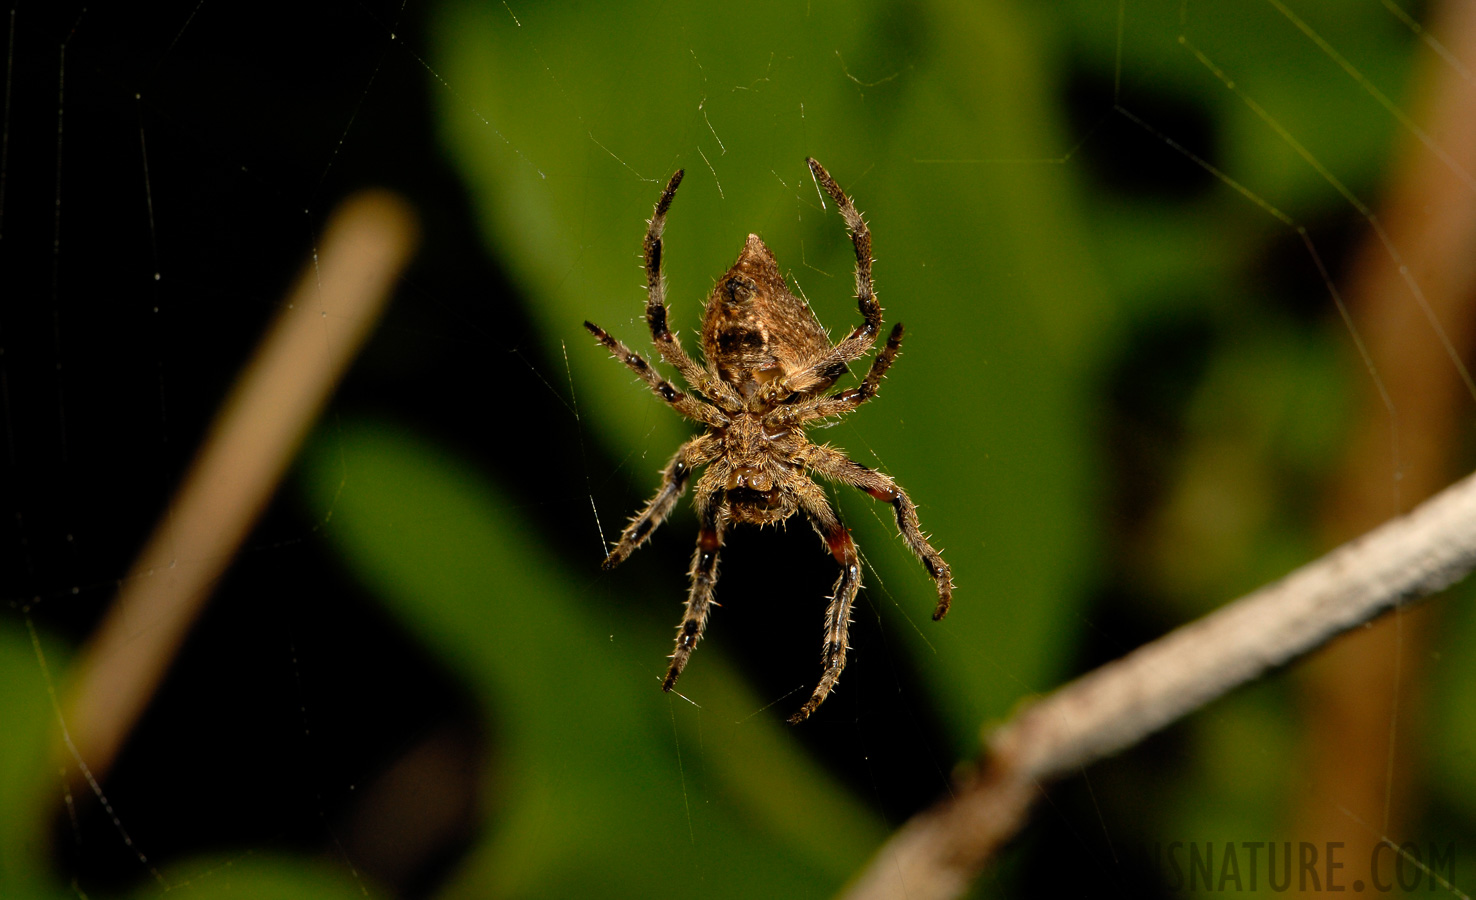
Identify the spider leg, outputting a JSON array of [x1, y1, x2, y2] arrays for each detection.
[[642, 170, 744, 411], [804, 445, 954, 619], [584, 321, 729, 429], [601, 434, 719, 570], [765, 323, 903, 429], [663, 487, 727, 691], [764, 158, 884, 400], [789, 479, 862, 724]]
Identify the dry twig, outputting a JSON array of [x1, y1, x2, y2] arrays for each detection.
[[841, 465, 1476, 900], [62, 190, 418, 783]]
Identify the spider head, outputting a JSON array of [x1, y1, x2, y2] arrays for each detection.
[[725, 480, 798, 524]]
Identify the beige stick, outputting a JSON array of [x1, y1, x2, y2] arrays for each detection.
[[62, 190, 419, 782]]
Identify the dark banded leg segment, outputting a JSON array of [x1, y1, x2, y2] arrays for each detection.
[[790, 482, 862, 723], [642, 170, 743, 411], [763, 158, 884, 401], [809, 156, 881, 362], [663, 497, 726, 691], [804, 445, 954, 620], [584, 321, 728, 429], [765, 323, 904, 428], [601, 435, 718, 570]]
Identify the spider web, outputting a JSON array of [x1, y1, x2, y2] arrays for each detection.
[[2, 0, 1475, 897]]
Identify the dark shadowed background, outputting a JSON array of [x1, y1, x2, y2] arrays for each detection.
[[4, 1, 1476, 897]]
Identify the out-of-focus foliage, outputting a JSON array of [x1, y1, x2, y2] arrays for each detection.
[[5, 0, 1474, 898], [0, 624, 67, 900], [431, 0, 1107, 751], [299, 423, 883, 898]]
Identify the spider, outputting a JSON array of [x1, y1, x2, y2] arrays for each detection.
[[585, 158, 953, 723]]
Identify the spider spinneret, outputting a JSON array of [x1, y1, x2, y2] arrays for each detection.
[[585, 158, 954, 723]]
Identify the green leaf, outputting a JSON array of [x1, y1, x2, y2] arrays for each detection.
[[429, 0, 1107, 750], [0, 620, 73, 900], [128, 857, 382, 900]]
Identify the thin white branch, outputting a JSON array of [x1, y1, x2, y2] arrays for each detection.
[[842, 466, 1476, 900]]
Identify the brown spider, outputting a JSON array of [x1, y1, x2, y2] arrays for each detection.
[[585, 158, 953, 723]]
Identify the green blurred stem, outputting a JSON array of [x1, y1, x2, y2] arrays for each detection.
[[843, 466, 1476, 900]]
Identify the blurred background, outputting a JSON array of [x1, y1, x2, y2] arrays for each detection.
[[3, 0, 1476, 896]]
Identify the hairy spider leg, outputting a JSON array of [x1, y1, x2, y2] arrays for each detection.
[[767, 322, 904, 428], [663, 487, 727, 691], [642, 170, 744, 411], [584, 321, 729, 429], [789, 480, 863, 723], [804, 445, 954, 619], [765, 157, 885, 401], [601, 434, 719, 570]]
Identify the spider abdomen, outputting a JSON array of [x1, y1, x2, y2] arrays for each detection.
[[701, 234, 833, 398]]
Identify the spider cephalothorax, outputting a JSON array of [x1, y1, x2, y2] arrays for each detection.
[[585, 158, 953, 723]]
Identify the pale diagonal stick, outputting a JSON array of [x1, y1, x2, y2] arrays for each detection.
[[841, 464, 1476, 900], [63, 190, 418, 782]]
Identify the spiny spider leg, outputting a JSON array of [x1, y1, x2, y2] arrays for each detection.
[[789, 480, 863, 724], [804, 445, 954, 619], [601, 434, 720, 570], [663, 487, 727, 691], [584, 321, 729, 429], [765, 157, 884, 401], [766, 323, 904, 429], [643, 170, 744, 412]]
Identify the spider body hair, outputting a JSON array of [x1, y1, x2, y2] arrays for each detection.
[[586, 158, 953, 723]]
